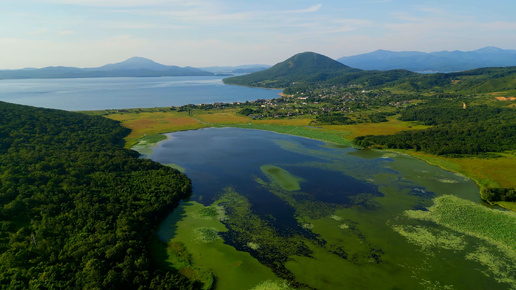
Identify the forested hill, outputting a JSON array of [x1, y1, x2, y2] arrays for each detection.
[[224, 52, 516, 94], [223, 52, 361, 88], [0, 102, 193, 289]]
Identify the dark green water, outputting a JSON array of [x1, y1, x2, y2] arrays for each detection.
[[147, 128, 515, 290]]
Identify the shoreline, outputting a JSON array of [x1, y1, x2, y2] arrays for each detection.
[[108, 107, 514, 212]]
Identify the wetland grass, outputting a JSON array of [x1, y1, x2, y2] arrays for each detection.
[[405, 195, 516, 254]]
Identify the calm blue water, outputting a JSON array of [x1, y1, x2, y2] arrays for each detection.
[[0, 76, 282, 111]]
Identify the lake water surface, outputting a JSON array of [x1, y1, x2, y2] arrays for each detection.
[[0, 76, 281, 111], [144, 128, 515, 290]]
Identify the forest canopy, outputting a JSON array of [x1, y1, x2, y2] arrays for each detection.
[[0, 101, 193, 289], [353, 105, 516, 156]]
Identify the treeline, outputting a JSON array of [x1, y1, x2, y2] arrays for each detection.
[[481, 188, 516, 202], [315, 112, 389, 125], [354, 105, 516, 155], [0, 102, 193, 289]]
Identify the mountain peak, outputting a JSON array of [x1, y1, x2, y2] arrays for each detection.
[[474, 46, 504, 53], [123, 56, 160, 64], [96, 57, 171, 71], [283, 51, 353, 71], [223, 52, 358, 88]]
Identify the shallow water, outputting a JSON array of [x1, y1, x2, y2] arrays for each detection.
[[148, 128, 515, 290]]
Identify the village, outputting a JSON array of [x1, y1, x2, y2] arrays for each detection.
[[175, 86, 417, 123]]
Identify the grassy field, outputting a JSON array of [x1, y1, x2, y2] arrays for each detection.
[[101, 107, 516, 210], [406, 151, 516, 189], [106, 110, 209, 147], [320, 115, 429, 140]]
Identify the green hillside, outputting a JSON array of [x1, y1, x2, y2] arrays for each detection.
[[0, 102, 193, 289], [224, 52, 516, 94], [223, 52, 360, 88]]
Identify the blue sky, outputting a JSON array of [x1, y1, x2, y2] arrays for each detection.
[[1, 0, 516, 69]]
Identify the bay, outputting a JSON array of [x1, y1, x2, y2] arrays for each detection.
[[0, 76, 282, 111]]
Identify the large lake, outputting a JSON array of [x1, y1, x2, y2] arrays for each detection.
[[0, 76, 282, 111], [143, 127, 515, 290]]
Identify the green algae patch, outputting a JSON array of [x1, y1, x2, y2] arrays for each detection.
[[164, 163, 186, 173], [260, 164, 304, 191], [250, 279, 293, 290], [391, 225, 466, 251], [215, 188, 314, 288], [131, 134, 168, 157], [466, 246, 516, 288], [405, 195, 516, 254], [395, 195, 516, 289], [161, 200, 279, 290]]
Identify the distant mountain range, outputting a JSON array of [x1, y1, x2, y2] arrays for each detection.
[[338, 47, 516, 72], [224, 51, 516, 94], [3, 47, 516, 80], [0, 57, 215, 80]]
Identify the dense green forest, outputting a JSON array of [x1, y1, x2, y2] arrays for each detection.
[[353, 104, 516, 155], [0, 102, 193, 289], [481, 187, 516, 202]]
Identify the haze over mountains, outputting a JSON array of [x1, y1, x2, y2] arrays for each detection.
[[2, 47, 516, 80], [337, 47, 516, 72], [0, 57, 215, 79], [223, 51, 516, 94]]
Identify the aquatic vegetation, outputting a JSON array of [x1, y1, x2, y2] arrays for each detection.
[[397, 195, 516, 289], [194, 227, 221, 243], [438, 178, 460, 184], [381, 152, 399, 159], [260, 164, 304, 191], [131, 134, 169, 157], [339, 223, 350, 229], [250, 279, 292, 290], [217, 188, 314, 288], [165, 163, 186, 173], [161, 201, 279, 289], [194, 205, 227, 221], [152, 128, 512, 289], [229, 123, 352, 145], [165, 241, 214, 289], [137, 133, 168, 145], [259, 178, 343, 220], [273, 139, 345, 163], [391, 225, 466, 251], [347, 193, 381, 210], [405, 195, 516, 255], [466, 246, 516, 288], [330, 215, 342, 221], [247, 242, 261, 250]]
